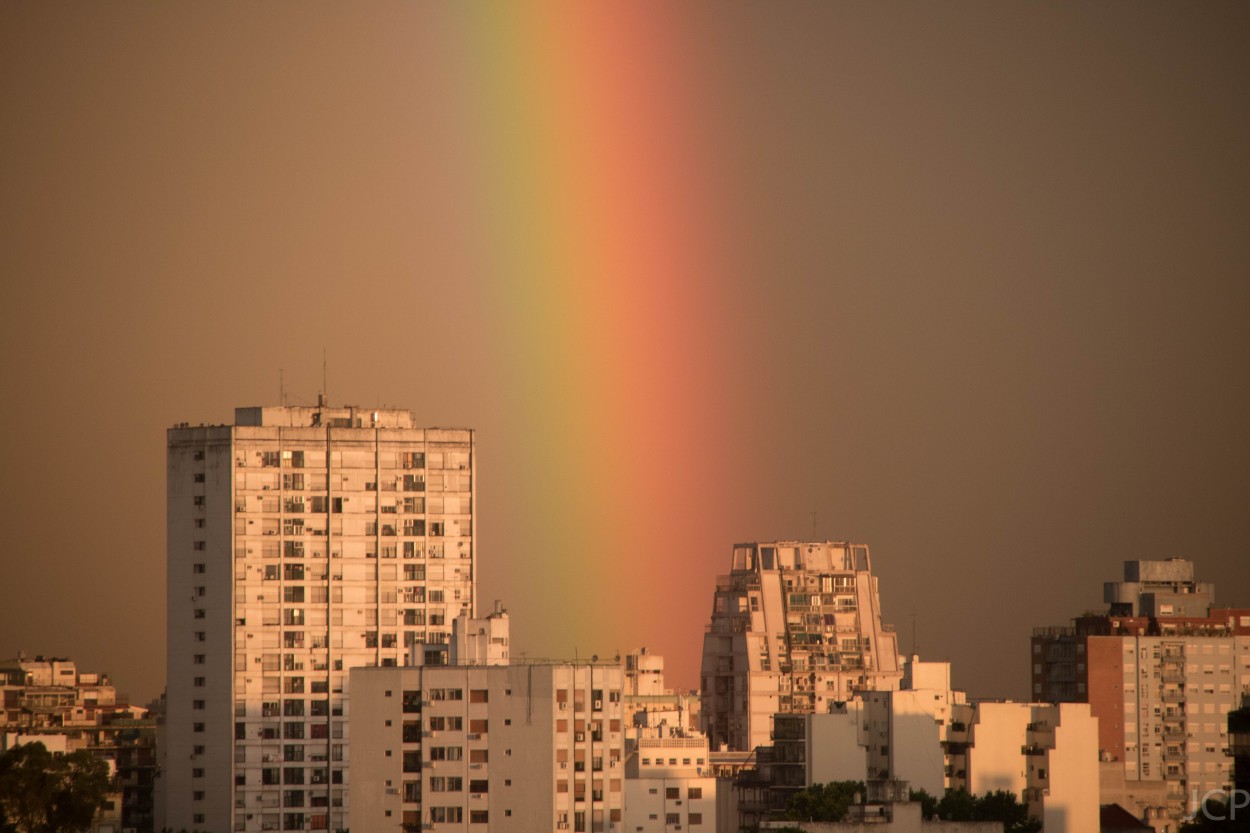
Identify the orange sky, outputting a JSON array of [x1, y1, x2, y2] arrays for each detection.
[[1, 2, 1248, 703]]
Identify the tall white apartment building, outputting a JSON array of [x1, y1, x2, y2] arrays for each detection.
[[164, 404, 475, 833], [350, 661, 626, 831], [700, 542, 902, 752]]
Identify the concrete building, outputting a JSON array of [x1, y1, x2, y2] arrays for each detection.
[[163, 404, 475, 833], [700, 542, 902, 752], [1032, 560, 1250, 827], [733, 658, 1097, 833], [623, 726, 716, 832], [622, 649, 700, 734], [1103, 560, 1215, 619], [944, 701, 1099, 833], [794, 657, 962, 797], [350, 659, 625, 831], [0, 654, 158, 833]]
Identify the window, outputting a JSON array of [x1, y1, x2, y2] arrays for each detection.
[[192, 768, 205, 778], [690, 812, 703, 825], [430, 807, 463, 823], [689, 787, 702, 799], [193, 700, 205, 710], [194, 677, 206, 687], [193, 563, 206, 574], [666, 787, 680, 799], [193, 496, 205, 507], [193, 541, 206, 551], [193, 790, 205, 800], [193, 722, 205, 732], [194, 473, 205, 483]]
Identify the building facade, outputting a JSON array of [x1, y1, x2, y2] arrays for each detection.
[[0, 654, 157, 833], [623, 728, 716, 833], [700, 542, 902, 752], [350, 661, 625, 831], [163, 404, 475, 833], [1032, 560, 1250, 825], [731, 657, 1097, 833]]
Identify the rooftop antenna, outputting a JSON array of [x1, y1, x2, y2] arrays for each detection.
[[322, 349, 328, 407], [279, 369, 286, 407], [911, 607, 919, 658], [811, 511, 818, 540]]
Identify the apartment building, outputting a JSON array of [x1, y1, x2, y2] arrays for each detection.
[[1, 654, 157, 833], [163, 404, 475, 833], [733, 657, 1097, 833], [350, 660, 626, 831], [623, 727, 716, 832], [700, 542, 902, 752], [782, 656, 963, 798], [1032, 560, 1250, 826], [622, 648, 700, 734], [944, 701, 1099, 833]]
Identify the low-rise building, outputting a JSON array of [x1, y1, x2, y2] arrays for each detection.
[[945, 701, 1099, 833], [624, 727, 716, 832], [351, 659, 625, 831], [0, 654, 157, 833], [728, 658, 1098, 832]]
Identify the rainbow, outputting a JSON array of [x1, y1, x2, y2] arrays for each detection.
[[430, 4, 749, 686]]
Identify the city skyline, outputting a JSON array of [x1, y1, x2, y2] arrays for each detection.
[[3, 2, 1249, 709]]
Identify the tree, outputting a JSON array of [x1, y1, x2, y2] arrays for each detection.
[[936, 789, 1040, 833], [909, 787, 939, 820], [782, 780, 865, 822], [1179, 794, 1250, 833], [0, 742, 111, 833]]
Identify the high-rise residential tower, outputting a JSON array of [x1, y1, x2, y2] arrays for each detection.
[[1032, 559, 1250, 826], [163, 404, 474, 833], [699, 541, 902, 752]]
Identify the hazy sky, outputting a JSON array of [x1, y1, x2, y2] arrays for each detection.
[[2, 3, 1248, 704]]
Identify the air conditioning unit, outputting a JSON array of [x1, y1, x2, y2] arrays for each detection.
[[593, 700, 603, 710]]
